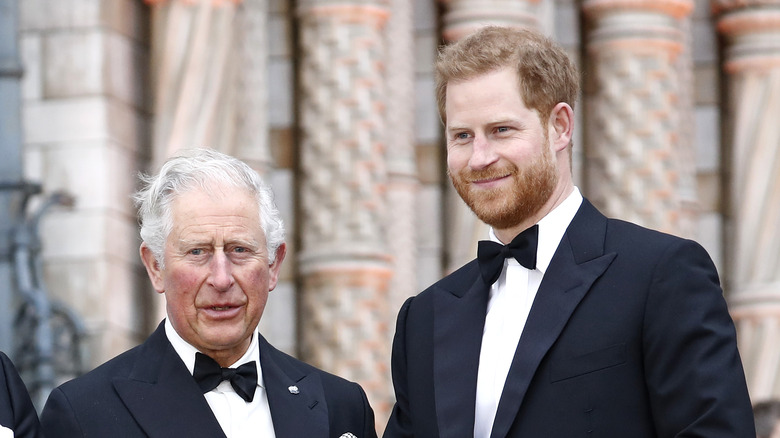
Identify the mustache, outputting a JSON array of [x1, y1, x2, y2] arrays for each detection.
[[456, 165, 518, 182]]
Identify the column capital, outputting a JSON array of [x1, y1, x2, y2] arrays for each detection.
[[584, 0, 693, 56], [144, 0, 242, 5], [714, 0, 780, 72], [297, 1, 390, 27], [712, 0, 780, 14], [440, 0, 540, 43], [582, 0, 693, 19]]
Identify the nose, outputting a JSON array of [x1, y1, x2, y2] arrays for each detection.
[[209, 250, 234, 292], [467, 135, 498, 170]]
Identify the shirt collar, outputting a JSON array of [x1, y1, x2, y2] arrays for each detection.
[[488, 186, 583, 274], [164, 318, 264, 388]]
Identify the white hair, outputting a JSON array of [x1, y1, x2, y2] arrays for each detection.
[[133, 148, 285, 268]]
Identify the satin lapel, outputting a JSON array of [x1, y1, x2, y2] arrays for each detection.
[[433, 262, 490, 438], [259, 335, 329, 437], [112, 323, 226, 438], [490, 200, 616, 437]]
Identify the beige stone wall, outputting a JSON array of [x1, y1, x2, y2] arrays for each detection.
[[19, 0, 154, 366]]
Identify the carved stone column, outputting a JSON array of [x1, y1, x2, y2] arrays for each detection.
[[296, 0, 393, 422], [438, 0, 542, 271], [714, 0, 780, 402], [582, 0, 695, 236]]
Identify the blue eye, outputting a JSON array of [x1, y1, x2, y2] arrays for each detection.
[[190, 248, 203, 255]]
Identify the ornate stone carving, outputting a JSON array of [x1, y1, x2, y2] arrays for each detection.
[[583, 0, 695, 235], [297, 0, 394, 421]]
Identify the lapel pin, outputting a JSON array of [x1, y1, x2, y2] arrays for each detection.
[[339, 433, 357, 438], [288, 385, 299, 394]]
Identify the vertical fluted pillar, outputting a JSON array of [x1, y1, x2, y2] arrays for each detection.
[[714, 0, 780, 402], [385, 0, 417, 355], [582, 0, 695, 236], [234, 0, 272, 174], [438, 0, 542, 271], [297, 0, 393, 423], [146, 0, 241, 168]]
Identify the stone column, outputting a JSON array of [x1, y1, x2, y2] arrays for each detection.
[[438, 0, 543, 271], [234, 0, 272, 174], [384, 0, 417, 341], [296, 0, 393, 424], [582, 0, 695, 236], [145, 0, 242, 168], [714, 0, 780, 402]]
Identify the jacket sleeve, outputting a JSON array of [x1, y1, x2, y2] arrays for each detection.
[[40, 386, 85, 438], [642, 239, 755, 437], [383, 297, 414, 438], [0, 352, 42, 438]]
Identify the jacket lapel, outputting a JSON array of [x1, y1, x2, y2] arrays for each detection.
[[259, 335, 329, 437], [112, 323, 226, 438], [490, 199, 616, 437], [433, 262, 490, 438]]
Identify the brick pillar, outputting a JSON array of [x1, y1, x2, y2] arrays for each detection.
[[438, 0, 542, 271], [582, 0, 695, 236], [713, 0, 780, 403], [296, 0, 393, 425]]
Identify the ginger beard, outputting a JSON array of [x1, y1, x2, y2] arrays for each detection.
[[450, 136, 558, 230]]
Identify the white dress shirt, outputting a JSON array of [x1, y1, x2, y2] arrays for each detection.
[[165, 319, 276, 438], [474, 187, 583, 438]]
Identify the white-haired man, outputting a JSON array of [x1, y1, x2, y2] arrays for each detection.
[[41, 149, 377, 438]]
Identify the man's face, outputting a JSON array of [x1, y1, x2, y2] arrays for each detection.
[[445, 67, 558, 230], [141, 185, 285, 366]]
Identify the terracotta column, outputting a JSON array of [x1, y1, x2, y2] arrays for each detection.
[[582, 0, 696, 236], [438, 0, 543, 271], [714, 0, 780, 402], [296, 0, 393, 424]]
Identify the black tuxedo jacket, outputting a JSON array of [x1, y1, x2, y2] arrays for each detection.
[[40, 322, 377, 438], [384, 199, 755, 437], [0, 351, 42, 438]]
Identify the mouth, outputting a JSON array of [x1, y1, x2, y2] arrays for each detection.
[[470, 173, 511, 187], [472, 174, 508, 183], [210, 305, 235, 311], [201, 304, 244, 319]]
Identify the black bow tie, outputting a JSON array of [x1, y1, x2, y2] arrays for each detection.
[[477, 224, 539, 285], [193, 352, 258, 402]]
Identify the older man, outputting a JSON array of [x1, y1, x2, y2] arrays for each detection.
[[41, 149, 377, 438]]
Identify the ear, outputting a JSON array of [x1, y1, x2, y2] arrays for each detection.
[[140, 243, 165, 294], [267, 243, 287, 292], [548, 102, 574, 152]]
